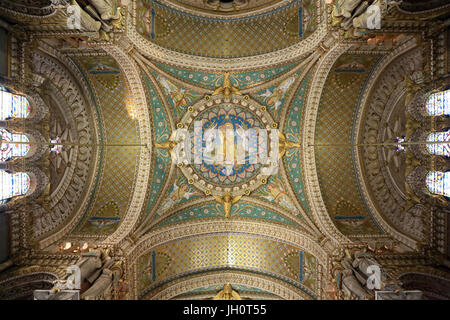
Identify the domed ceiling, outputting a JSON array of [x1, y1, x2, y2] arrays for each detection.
[[0, 0, 449, 300]]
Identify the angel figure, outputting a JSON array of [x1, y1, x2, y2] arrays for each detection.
[[262, 177, 298, 213], [159, 182, 196, 213], [259, 75, 296, 110], [158, 76, 190, 108], [213, 193, 242, 218]]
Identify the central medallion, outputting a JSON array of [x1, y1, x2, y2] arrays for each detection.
[[191, 103, 262, 186], [177, 94, 277, 198]]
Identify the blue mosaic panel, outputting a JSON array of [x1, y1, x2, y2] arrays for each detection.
[[283, 74, 310, 215], [154, 63, 297, 90], [144, 75, 172, 217], [156, 201, 297, 227]]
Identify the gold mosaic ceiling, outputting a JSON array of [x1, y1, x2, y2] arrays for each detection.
[[2, 0, 448, 300]]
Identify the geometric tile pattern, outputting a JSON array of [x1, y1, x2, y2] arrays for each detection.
[[137, 233, 319, 298], [314, 54, 383, 235], [73, 56, 140, 235]]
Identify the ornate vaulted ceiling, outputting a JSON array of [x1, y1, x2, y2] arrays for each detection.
[[0, 0, 449, 300]]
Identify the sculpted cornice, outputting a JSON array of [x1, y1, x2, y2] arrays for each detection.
[[125, 0, 328, 71], [354, 37, 424, 250], [31, 41, 102, 249], [389, 266, 450, 282], [0, 1, 55, 19], [0, 270, 58, 286], [301, 40, 351, 247], [397, 2, 450, 15]]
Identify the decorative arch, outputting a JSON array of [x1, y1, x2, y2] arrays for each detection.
[[0, 166, 49, 214], [29, 42, 100, 247], [398, 272, 450, 300], [125, 0, 328, 70], [354, 37, 425, 249], [144, 270, 309, 300], [101, 44, 153, 245], [125, 219, 328, 300], [301, 38, 351, 247], [0, 271, 58, 300]]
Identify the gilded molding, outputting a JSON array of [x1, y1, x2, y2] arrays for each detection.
[[301, 40, 351, 246], [99, 44, 153, 245]]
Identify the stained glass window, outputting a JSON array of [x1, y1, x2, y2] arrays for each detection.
[[0, 128, 30, 161], [0, 170, 30, 203], [426, 130, 450, 157], [426, 171, 450, 197], [0, 86, 30, 120], [426, 89, 450, 116]]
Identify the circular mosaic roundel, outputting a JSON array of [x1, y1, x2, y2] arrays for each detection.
[[179, 95, 276, 197], [191, 104, 262, 186]]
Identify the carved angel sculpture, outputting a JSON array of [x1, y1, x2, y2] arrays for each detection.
[[87, 0, 120, 21], [213, 283, 242, 300], [70, 0, 102, 32], [334, 0, 363, 18]]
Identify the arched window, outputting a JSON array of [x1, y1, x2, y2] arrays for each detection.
[[426, 89, 450, 116], [0, 86, 30, 120], [0, 128, 30, 161], [426, 130, 450, 157], [0, 170, 30, 203], [426, 171, 450, 197]]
